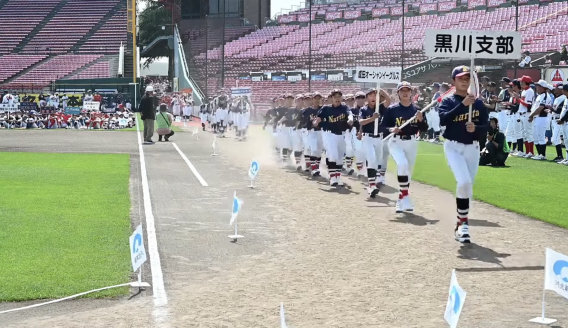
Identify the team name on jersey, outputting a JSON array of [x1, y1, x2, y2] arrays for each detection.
[[328, 114, 346, 123], [309, 114, 317, 121], [453, 110, 480, 122], [395, 117, 417, 127]]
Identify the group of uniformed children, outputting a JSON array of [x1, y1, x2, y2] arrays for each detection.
[[198, 89, 253, 141], [257, 66, 491, 244]]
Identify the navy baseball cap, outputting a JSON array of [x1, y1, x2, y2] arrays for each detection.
[[563, 84, 568, 91], [500, 77, 511, 83], [329, 89, 342, 97], [431, 82, 441, 88], [397, 81, 412, 91], [366, 88, 377, 96], [451, 66, 471, 79]]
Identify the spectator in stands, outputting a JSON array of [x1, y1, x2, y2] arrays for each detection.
[[84, 90, 94, 102], [519, 51, 531, 67], [2, 91, 15, 106], [140, 85, 157, 143], [156, 104, 175, 142], [480, 117, 509, 166], [561, 45, 568, 63]]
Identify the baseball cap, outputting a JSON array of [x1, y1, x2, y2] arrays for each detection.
[[488, 81, 497, 87], [451, 66, 471, 79], [285, 93, 294, 99], [295, 94, 304, 100], [304, 93, 314, 99], [519, 75, 533, 84], [312, 91, 323, 98], [536, 80, 548, 88], [555, 83, 564, 89], [562, 84, 568, 91], [431, 82, 441, 88], [355, 91, 366, 98], [500, 77, 511, 83], [145, 86, 154, 92], [366, 88, 377, 96], [547, 84, 553, 90], [345, 93, 354, 100], [329, 89, 342, 97], [397, 81, 412, 91]]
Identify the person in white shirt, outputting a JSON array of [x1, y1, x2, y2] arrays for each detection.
[[2, 92, 15, 106], [83, 90, 94, 102], [61, 94, 69, 109], [511, 75, 535, 157], [556, 85, 568, 165], [48, 93, 59, 109], [551, 84, 567, 162], [519, 51, 531, 67], [528, 80, 553, 160]]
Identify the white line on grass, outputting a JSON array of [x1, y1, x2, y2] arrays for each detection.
[[136, 117, 169, 321], [172, 142, 209, 187]]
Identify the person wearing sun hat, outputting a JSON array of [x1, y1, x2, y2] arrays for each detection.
[[312, 89, 353, 186], [438, 65, 488, 244], [381, 81, 428, 213]]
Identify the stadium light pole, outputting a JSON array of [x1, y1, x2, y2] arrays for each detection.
[[206, 14, 209, 99], [401, 0, 405, 71], [308, 0, 312, 92], [221, 0, 226, 89]]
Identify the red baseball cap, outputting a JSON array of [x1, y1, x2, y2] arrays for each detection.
[[519, 75, 533, 83]]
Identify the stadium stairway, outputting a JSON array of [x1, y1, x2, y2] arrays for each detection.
[[1, 55, 54, 84], [70, 0, 126, 53], [11, 0, 69, 54]]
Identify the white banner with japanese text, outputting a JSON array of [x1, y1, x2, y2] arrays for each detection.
[[424, 29, 522, 59]]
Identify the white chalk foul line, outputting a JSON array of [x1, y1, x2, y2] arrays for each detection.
[[172, 142, 209, 187], [135, 117, 169, 312]]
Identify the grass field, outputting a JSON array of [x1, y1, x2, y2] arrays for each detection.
[[0, 152, 132, 301], [396, 142, 568, 229]]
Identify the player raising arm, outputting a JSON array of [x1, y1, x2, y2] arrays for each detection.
[[438, 66, 489, 244]]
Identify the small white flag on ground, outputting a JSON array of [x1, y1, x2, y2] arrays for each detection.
[[444, 269, 466, 328], [230, 191, 242, 225], [529, 248, 566, 324], [280, 302, 287, 328], [248, 160, 259, 188]]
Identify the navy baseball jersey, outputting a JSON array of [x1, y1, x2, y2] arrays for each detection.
[[301, 106, 321, 130], [381, 103, 428, 136], [282, 107, 297, 127], [359, 104, 386, 134], [272, 106, 288, 128], [438, 95, 488, 144], [317, 104, 351, 133], [350, 106, 362, 131]]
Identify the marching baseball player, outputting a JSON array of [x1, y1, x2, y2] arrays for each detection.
[[556, 85, 568, 165], [438, 65, 488, 243], [352, 91, 366, 176], [528, 80, 553, 160], [199, 102, 208, 131], [343, 94, 356, 174], [313, 89, 352, 186], [291, 94, 305, 170], [358, 88, 391, 197], [231, 96, 243, 138], [382, 81, 428, 212], [277, 94, 296, 165], [303, 92, 324, 176], [551, 84, 566, 162], [300, 94, 314, 172]]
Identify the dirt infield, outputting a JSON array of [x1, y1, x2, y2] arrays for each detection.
[[1, 126, 568, 328]]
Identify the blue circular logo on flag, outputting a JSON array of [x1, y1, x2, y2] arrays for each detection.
[[132, 233, 142, 253], [450, 286, 461, 313], [232, 197, 239, 214], [553, 260, 568, 283], [250, 161, 259, 175]]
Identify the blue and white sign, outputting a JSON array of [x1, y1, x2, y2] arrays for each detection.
[[230, 191, 243, 225], [545, 248, 568, 299], [129, 225, 147, 272], [231, 87, 252, 97], [444, 269, 466, 328], [248, 160, 260, 179]]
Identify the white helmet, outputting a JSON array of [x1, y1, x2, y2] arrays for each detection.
[[145, 86, 154, 92]]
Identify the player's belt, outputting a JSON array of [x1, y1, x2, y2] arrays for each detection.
[[330, 130, 346, 136], [363, 132, 383, 138], [393, 135, 415, 140]]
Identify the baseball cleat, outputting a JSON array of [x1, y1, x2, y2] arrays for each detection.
[[400, 196, 413, 211], [515, 151, 525, 157], [553, 157, 564, 162], [296, 165, 302, 171], [336, 175, 344, 187], [559, 159, 568, 164], [531, 154, 544, 160], [455, 223, 471, 243], [395, 200, 403, 213], [523, 152, 534, 158], [346, 168, 355, 175], [378, 176, 386, 185], [311, 169, 321, 177], [330, 176, 338, 186]]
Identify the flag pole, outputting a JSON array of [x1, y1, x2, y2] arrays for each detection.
[[374, 82, 381, 135], [468, 57, 474, 122]]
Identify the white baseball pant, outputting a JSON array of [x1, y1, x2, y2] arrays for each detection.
[[533, 117, 548, 145], [488, 111, 499, 120], [362, 134, 383, 169], [551, 120, 564, 145], [353, 136, 365, 164], [322, 130, 330, 153], [388, 136, 418, 179], [520, 114, 533, 142], [444, 140, 480, 199], [506, 112, 521, 141], [380, 139, 389, 171], [278, 126, 293, 150], [427, 110, 441, 132], [344, 128, 355, 157], [562, 123, 568, 153], [326, 132, 346, 164], [236, 112, 250, 130], [216, 109, 228, 126], [498, 111, 512, 142], [306, 130, 323, 157], [291, 128, 303, 152]]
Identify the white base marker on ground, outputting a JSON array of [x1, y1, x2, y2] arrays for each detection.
[[172, 142, 209, 187], [135, 116, 169, 321]]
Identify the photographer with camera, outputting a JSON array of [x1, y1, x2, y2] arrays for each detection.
[[480, 117, 509, 166]]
